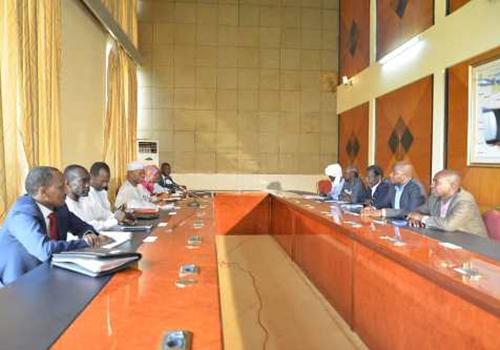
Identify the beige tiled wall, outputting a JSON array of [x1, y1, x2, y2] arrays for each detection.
[[137, 0, 339, 174]]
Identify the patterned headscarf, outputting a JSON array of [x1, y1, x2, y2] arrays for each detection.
[[140, 165, 160, 194]]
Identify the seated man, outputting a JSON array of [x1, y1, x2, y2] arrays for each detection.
[[87, 162, 134, 228], [407, 170, 487, 237], [65, 164, 130, 231], [362, 161, 426, 218], [339, 165, 367, 204], [323, 163, 344, 200], [364, 165, 391, 209], [115, 161, 157, 209], [0, 166, 105, 285], [157, 162, 185, 193]]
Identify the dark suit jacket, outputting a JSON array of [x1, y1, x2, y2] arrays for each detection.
[[157, 174, 177, 193], [366, 179, 391, 209], [340, 177, 367, 204], [0, 195, 94, 285], [384, 179, 426, 218]]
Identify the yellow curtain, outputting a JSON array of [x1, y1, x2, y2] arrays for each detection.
[[0, 0, 62, 220], [101, 0, 138, 204], [36, 0, 62, 167], [102, 0, 138, 47], [103, 40, 137, 203], [1, 1, 23, 220], [15, 0, 62, 168]]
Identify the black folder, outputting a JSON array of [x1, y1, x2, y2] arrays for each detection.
[[52, 248, 142, 277]]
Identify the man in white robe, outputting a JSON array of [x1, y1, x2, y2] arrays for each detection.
[[64, 164, 124, 231], [115, 161, 157, 209]]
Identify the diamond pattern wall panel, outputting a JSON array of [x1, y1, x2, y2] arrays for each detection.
[[339, 103, 369, 175], [376, 0, 433, 60], [340, 0, 369, 79], [448, 0, 471, 14], [376, 76, 433, 187]]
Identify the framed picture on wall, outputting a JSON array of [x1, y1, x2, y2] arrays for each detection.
[[468, 56, 500, 166]]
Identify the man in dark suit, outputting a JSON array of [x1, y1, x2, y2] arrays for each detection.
[[362, 161, 426, 218], [339, 165, 367, 204], [363, 165, 391, 209], [157, 162, 185, 193], [0, 166, 107, 286]]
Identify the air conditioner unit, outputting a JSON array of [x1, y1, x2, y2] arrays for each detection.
[[137, 139, 159, 166]]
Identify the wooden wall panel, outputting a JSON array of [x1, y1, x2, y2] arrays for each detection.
[[376, 76, 433, 187], [377, 0, 434, 60], [338, 102, 369, 175], [447, 46, 500, 211], [339, 0, 370, 78], [214, 193, 270, 235], [448, 0, 471, 14]]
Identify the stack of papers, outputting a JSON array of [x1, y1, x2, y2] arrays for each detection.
[[52, 248, 141, 277]]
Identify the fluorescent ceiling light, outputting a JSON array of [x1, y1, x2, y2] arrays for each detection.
[[379, 35, 422, 65]]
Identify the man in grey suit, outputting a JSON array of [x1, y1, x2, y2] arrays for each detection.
[[362, 161, 426, 218], [407, 169, 487, 237]]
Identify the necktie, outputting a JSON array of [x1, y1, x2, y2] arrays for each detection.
[[48, 212, 58, 240]]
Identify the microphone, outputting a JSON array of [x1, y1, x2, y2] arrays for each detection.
[[171, 183, 205, 207]]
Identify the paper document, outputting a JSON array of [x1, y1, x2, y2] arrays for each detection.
[[439, 242, 462, 250], [144, 236, 158, 243], [302, 195, 324, 200], [159, 203, 175, 210], [100, 231, 132, 249]]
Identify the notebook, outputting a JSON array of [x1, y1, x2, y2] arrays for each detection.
[[52, 248, 142, 277]]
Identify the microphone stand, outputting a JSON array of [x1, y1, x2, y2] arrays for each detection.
[[172, 183, 206, 208]]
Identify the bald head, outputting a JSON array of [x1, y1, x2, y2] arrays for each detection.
[[344, 165, 359, 181], [64, 164, 90, 200], [393, 161, 413, 176], [435, 169, 461, 186], [431, 169, 461, 198], [389, 161, 414, 185]]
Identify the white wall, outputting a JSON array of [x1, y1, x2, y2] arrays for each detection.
[[174, 173, 325, 192], [60, 0, 107, 169]]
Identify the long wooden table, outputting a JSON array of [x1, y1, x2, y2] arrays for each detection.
[[216, 192, 500, 349], [0, 191, 499, 349], [52, 198, 222, 350]]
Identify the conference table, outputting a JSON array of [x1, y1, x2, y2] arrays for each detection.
[[0, 191, 499, 349]]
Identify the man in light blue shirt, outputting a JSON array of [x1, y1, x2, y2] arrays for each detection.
[[394, 180, 410, 209]]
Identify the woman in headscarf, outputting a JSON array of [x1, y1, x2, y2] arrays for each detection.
[[324, 163, 345, 200], [140, 165, 166, 195]]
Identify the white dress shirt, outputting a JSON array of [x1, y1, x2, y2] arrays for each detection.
[[36, 202, 53, 233], [66, 188, 119, 231], [115, 180, 156, 209], [371, 180, 381, 197], [153, 182, 166, 194]]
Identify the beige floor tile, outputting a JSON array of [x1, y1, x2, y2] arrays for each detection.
[[217, 235, 366, 350]]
